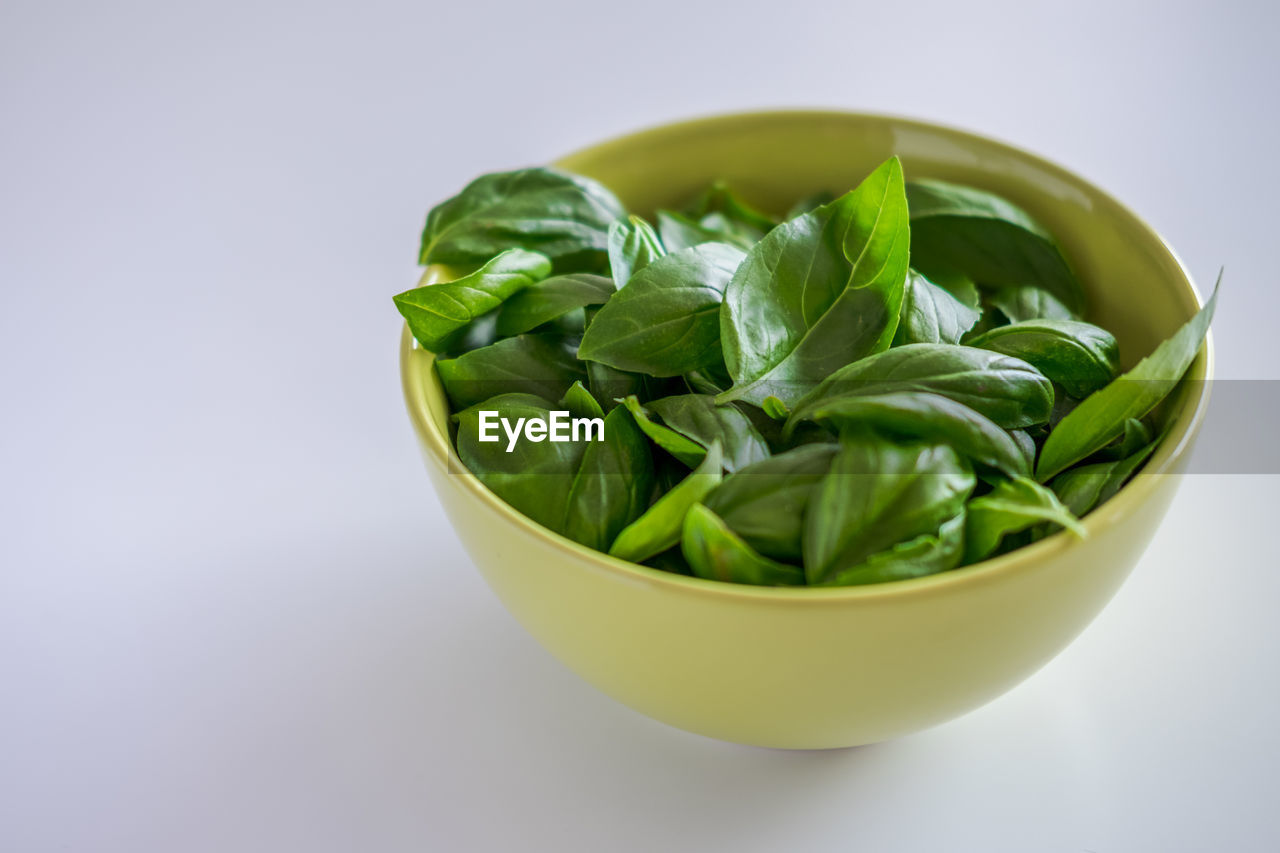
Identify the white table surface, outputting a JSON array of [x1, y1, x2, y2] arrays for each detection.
[[4, 1, 1278, 850]]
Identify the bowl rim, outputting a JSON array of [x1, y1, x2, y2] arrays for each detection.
[[400, 108, 1214, 604]]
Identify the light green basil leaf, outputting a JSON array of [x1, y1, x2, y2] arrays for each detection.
[[967, 319, 1120, 399], [792, 391, 1031, 478], [493, 273, 614, 337], [620, 395, 707, 468], [1050, 430, 1161, 516], [436, 334, 585, 410], [394, 249, 552, 352], [803, 430, 974, 584], [608, 443, 723, 563], [704, 444, 837, 561], [893, 270, 982, 345], [419, 167, 624, 271], [1036, 279, 1218, 480], [684, 181, 777, 239], [907, 179, 1085, 315], [562, 407, 654, 551], [787, 344, 1053, 431], [558, 380, 604, 420], [819, 513, 966, 587], [656, 210, 757, 252], [964, 476, 1086, 563], [577, 242, 746, 376], [608, 215, 666, 287], [717, 157, 911, 406], [681, 504, 805, 586]]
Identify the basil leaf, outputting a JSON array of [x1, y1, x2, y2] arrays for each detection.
[[704, 444, 837, 561], [1050, 429, 1161, 516], [964, 476, 1086, 563], [684, 181, 776, 238], [718, 157, 911, 406], [562, 407, 654, 551], [1036, 279, 1218, 480], [608, 443, 723, 563], [1009, 429, 1035, 470], [988, 285, 1077, 323], [454, 393, 589, 533], [620, 395, 707, 468], [967, 319, 1120, 399], [819, 513, 966, 587], [647, 394, 771, 473], [792, 391, 1031, 478], [559, 380, 604, 420], [493, 273, 614, 338], [419, 167, 624, 270], [788, 344, 1054, 431], [577, 242, 746, 376], [907, 179, 1085, 315], [436, 334, 585, 410], [893, 270, 982, 345], [681, 504, 805, 586], [803, 430, 974, 584], [656, 210, 756, 252], [394, 249, 552, 352], [608, 215, 665, 287]]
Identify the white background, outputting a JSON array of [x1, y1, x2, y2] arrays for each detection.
[[4, 1, 1278, 850]]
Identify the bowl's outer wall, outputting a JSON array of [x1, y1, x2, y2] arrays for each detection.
[[402, 112, 1210, 749]]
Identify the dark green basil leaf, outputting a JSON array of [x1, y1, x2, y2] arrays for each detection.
[[988, 285, 1077, 323], [718, 157, 910, 406], [608, 443, 723, 563], [907, 179, 1085, 315], [454, 393, 589, 533], [893, 270, 982, 345], [964, 476, 1085, 563], [493, 273, 614, 337], [436, 334, 585, 410], [394, 249, 552, 352], [562, 407, 654, 551], [704, 444, 837, 561], [620, 395, 707, 467], [419, 167, 624, 270], [803, 430, 974, 584], [1036, 280, 1218, 480], [681, 504, 805, 586], [608, 215, 665, 287], [577, 242, 746, 376], [787, 344, 1054, 431], [967, 319, 1120, 399], [1010, 429, 1037, 473], [643, 548, 693, 576], [647, 394, 770, 473], [792, 391, 1031, 478], [819, 513, 966, 587]]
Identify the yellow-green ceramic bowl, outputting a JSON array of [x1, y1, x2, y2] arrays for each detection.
[[400, 111, 1212, 749]]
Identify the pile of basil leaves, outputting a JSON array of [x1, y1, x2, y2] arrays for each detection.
[[396, 158, 1216, 587]]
